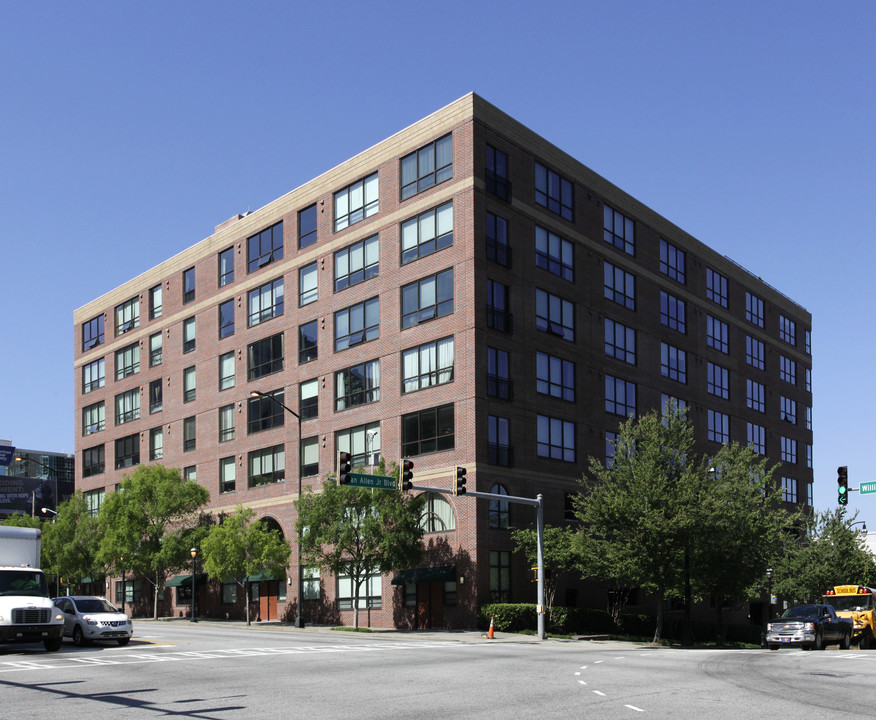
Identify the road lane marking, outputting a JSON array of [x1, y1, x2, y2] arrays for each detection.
[[593, 690, 606, 696], [624, 705, 644, 712]]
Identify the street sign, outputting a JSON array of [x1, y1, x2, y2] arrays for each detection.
[[345, 473, 396, 490], [860, 482, 876, 495]]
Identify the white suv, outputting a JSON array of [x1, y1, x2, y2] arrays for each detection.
[[53, 596, 133, 646]]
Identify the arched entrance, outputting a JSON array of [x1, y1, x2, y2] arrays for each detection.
[[254, 516, 286, 622]]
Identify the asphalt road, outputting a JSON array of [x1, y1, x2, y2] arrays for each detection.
[[2, 623, 875, 719]]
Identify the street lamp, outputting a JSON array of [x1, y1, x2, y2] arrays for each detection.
[[190, 548, 198, 622], [250, 389, 305, 629], [120, 554, 125, 616], [766, 567, 774, 626], [40, 507, 58, 523], [851, 521, 868, 533], [16, 455, 57, 518]]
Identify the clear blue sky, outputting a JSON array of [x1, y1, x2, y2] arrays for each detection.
[[1, 1, 872, 520]]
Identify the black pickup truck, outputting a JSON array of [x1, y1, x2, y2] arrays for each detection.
[[766, 604, 853, 650]]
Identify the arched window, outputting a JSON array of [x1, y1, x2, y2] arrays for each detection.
[[420, 494, 456, 533], [489, 484, 509, 529]]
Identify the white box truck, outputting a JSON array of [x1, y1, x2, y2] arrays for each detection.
[[0, 526, 64, 651]]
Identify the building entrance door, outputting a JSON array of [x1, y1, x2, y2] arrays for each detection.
[[259, 580, 278, 621], [415, 582, 445, 629]]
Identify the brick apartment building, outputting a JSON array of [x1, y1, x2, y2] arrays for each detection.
[[72, 93, 812, 628]]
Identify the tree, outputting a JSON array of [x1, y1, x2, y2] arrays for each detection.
[[41, 491, 103, 592], [97, 464, 209, 619], [201, 506, 291, 625], [510, 524, 577, 620], [296, 465, 425, 629]]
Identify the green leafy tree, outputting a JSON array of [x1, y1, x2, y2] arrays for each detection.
[[201, 506, 291, 625], [1, 514, 42, 529], [296, 462, 425, 628], [97, 464, 209, 619], [510, 524, 577, 620], [41, 491, 103, 592]]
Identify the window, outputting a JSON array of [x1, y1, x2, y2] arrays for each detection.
[[746, 292, 764, 327], [149, 333, 162, 367], [605, 318, 635, 364], [337, 570, 381, 610], [115, 389, 139, 425], [247, 333, 284, 381], [302, 567, 320, 600], [83, 446, 105, 479], [183, 317, 196, 353], [335, 297, 379, 351], [299, 320, 317, 364], [486, 211, 510, 266], [299, 263, 318, 306], [402, 404, 454, 457], [82, 402, 105, 436], [780, 396, 797, 424], [746, 336, 765, 370], [420, 494, 456, 533], [603, 204, 634, 255], [247, 221, 284, 273], [115, 298, 139, 337], [149, 427, 163, 461], [335, 234, 379, 291], [490, 551, 510, 603], [486, 280, 511, 332], [149, 284, 163, 319], [488, 484, 509, 529], [707, 316, 729, 354], [782, 477, 797, 504], [403, 337, 455, 393], [222, 583, 237, 603], [219, 300, 235, 338], [115, 434, 139, 469], [536, 351, 575, 402], [806, 406, 812, 431], [183, 366, 196, 403], [114, 343, 140, 380], [488, 415, 512, 466], [149, 379, 162, 414], [249, 445, 285, 487], [660, 239, 685, 283], [401, 269, 454, 329], [605, 376, 636, 417], [747, 422, 766, 454], [707, 409, 729, 443], [183, 466, 197, 482], [219, 352, 235, 391], [334, 172, 378, 231], [486, 346, 511, 400], [219, 404, 235, 443], [82, 358, 105, 393], [707, 362, 729, 399], [661, 343, 687, 383], [248, 278, 284, 327], [218, 247, 235, 287], [301, 436, 319, 477], [535, 226, 573, 281], [661, 394, 687, 418], [747, 379, 765, 413], [805, 330, 811, 355], [536, 288, 574, 341], [805, 367, 812, 392], [780, 356, 797, 385], [401, 134, 453, 200], [82, 314, 105, 352], [535, 162, 573, 221], [183, 416, 196, 452], [706, 268, 728, 307], [300, 379, 318, 420], [658, 291, 686, 334], [485, 145, 509, 200], [401, 202, 453, 265], [183, 267, 195, 304], [537, 414, 575, 462], [781, 437, 797, 464], [336, 422, 381, 469], [335, 360, 380, 411], [779, 315, 796, 345], [248, 389, 284, 434], [807, 444, 813, 469], [604, 262, 635, 310]]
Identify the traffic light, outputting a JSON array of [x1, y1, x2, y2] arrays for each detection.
[[338, 451, 352, 485], [454, 466, 467, 496], [838, 465, 849, 505], [401, 460, 414, 491]]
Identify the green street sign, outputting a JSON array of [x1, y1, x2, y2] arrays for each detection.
[[860, 482, 876, 495], [346, 473, 397, 490]]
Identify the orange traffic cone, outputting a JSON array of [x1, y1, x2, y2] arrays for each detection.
[[488, 616, 495, 639]]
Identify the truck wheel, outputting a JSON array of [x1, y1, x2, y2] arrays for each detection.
[[72, 626, 89, 647], [841, 631, 852, 650], [814, 630, 824, 651], [43, 638, 61, 652], [861, 633, 872, 650]]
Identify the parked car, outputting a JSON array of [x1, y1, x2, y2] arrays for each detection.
[[52, 596, 133, 646], [766, 604, 852, 650]]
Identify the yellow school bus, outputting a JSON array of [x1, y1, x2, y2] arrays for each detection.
[[824, 585, 876, 648]]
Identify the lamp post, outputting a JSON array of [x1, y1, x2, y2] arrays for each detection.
[[190, 547, 198, 622], [766, 567, 774, 626], [250, 389, 305, 628], [851, 521, 868, 533], [120, 554, 125, 616]]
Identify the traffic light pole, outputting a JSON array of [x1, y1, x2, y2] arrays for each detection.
[[407, 484, 546, 640]]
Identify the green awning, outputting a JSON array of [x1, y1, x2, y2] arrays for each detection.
[[391, 566, 456, 586], [165, 573, 207, 588], [246, 572, 285, 583]]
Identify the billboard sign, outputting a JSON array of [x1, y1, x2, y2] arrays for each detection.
[[0, 475, 57, 517], [0, 446, 15, 466]]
